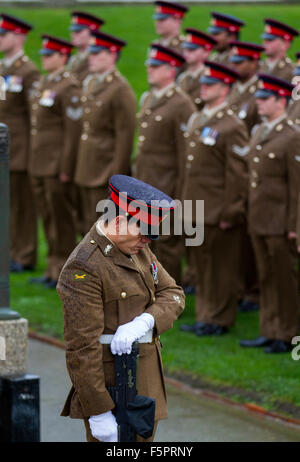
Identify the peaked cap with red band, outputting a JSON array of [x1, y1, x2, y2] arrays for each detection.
[[153, 1, 189, 20], [0, 13, 32, 35], [208, 11, 245, 35], [183, 28, 217, 50], [146, 43, 185, 67], [261, 18, 299, 42], [200, 60, 240, 85], [89, 30, 126, 53], [70, 11, 105, 32], [108, 174, 176, 240], [229, 41, 265, 63], [39, 35, 74, 55], [254, 73, 294, 99]]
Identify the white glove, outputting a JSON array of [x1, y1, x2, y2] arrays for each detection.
[[88, 410, 118, 442], [110, 313, 155, 355]]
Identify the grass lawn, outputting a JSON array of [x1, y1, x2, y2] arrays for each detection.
[[6, 4, 300, 419]]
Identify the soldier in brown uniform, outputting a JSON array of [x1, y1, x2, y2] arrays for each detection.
[[178, 28, 217, 110], [152, 1, 188, 61], [57, 174, 185, 442], [29, 35, 82, 289], [74, 31, 136, 235], [207, 12, 245, 65], [228, 41, 265, 312], [134, 44, 195, 284], [180, 61, 249, 336], [240, 74, 300, 353], [0, 14, 40, 272], [260, 19, 298, 82], [68, 11, 105, 84]]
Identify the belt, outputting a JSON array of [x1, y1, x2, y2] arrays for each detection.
[[99, 329, 154, 345]]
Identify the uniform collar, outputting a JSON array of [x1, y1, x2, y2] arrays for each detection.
[[186, 64, 204, 79], [152, 82, 175, 99], [236, 74, 258, 94], [202, 100, 228, 122], [262, 112, 286, 132], [2, 50, 24, 69], [46, 66, 65, 82]]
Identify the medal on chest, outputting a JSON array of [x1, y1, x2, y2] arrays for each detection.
[[201, 126, 219, 146], [150, 261, 158, 285], [4, 75, 23, 93], [39, 89, 56, 107], [238, 103, 249, 120]]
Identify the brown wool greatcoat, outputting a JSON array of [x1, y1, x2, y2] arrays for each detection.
[[177, 67, 204, 110], [259, 57, 295, 82], [75, 70, 136, 188], [57, 224, 185, 422], [0, 53, 40, 267], [182, 104, 249, 326], [228, 76, 261, 135]]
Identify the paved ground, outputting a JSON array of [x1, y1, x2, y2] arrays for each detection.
[[27, 339, 300, 442]]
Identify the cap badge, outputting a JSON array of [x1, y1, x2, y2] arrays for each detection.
[[104, 244, 113, 255], [151, 261, 158, 285]]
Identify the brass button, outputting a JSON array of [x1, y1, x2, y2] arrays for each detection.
[[90, 239, 95, 244], [139, 135, 145, 142], [217, 111, 223, 119], [276, 124, 283, 132], [81, 96, 87, 102], [252, 171, 258, 178], [268, 152, 276, 159], [152, 296, 156, 303], [195, 98, 201, 104], [256, 145, 262, 150], [184, 132, 189, 138], [155, 115, 162, 121], [145, 109, 151, 115], [251, 182, 257, 188], [85, 107, 91, 114], [253, 157, 260, 163], [187, 155, 194, 161], [121, 291, 127, 299], [81, 134, 88, 141], [190, 141, 196, 147], [141, 122, 148, 128]]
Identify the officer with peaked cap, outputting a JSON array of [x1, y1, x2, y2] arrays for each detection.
[[178, 28, 217, 110], [240, 74, 300, 353], [68, 11, 105, 84], [228, 41, 266, 313], [180, 61, 249, 336], [28, 35, 82, 289], [207, 11, 245, 65], [260, 18, 298, 81], [152, 0, 188, 70], [74, 31, 136, 235], [0, 14, 40, 273], [57, 174, 185, 442], [134, 43, 195, 284]]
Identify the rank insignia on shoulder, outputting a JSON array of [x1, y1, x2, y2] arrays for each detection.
[[151, 261, 158, 285], [104, 244, 113, 255], [74, 271, 87, 280], [201, 126, 219, 146]]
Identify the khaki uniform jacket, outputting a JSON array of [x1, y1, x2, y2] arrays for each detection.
[[210, 48, 232, 66], [247, 116, 300, 235], [57, 224, 185, 420], [228, 76, 261, 135], [0, 54, 40, 172], [135, 85, 195, 199], [259, 57, 295, 82], [182, 105, 249, 225], [75, 70, 136, 188], [28, 68, 82, 178], [177, 67, 204, 110], [67, 51, 89, 84]]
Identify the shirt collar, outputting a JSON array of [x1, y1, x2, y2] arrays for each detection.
[[263, 112, 287, 132], [202, 100, 228, 121], [236, 74, 258, 94], [2, 50, 24, 68], [152, 82, 175, 99]]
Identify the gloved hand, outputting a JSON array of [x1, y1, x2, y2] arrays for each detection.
[[88, 410, 118, 442], [110, 313, 155, 355]]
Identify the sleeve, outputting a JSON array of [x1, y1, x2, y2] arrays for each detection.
[[111, 84, 137, 176], [220, 118, 250, 225], [287, 132, 300, 233], [173, 97, 196, 199], [59, 81, 83, 178], [144, 249, 185, 336], [56, 259, 115, 417]]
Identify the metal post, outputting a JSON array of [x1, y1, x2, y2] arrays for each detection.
[[0, 123, 20, 320]]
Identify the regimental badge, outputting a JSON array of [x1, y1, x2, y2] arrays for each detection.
[[238, 103, 249, 120], [73, 271, 87, 281], [39, 89, 56, 107], [232, 144, 250, 156], [66, 106, 83, 120], [173, 295, 181, 305], [201, 126, 219, 146], [104, 244, 113, 255], [151, 261, 158, 285], [5, 75, 23, 93]]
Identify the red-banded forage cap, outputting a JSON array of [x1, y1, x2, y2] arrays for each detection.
[[200, 60, 240, 85], [0, 13, 32, 35], [261, 18, 299, 42], [108, 175, 176, 240], [153, 1, 189, 20], [88, 30, 126, 53], [255, 73, 295, 99], [70, 11, 105, 32], [39, 35, 74, 55], [183, 28, 217, 50], [146, 43, 185, 67], [208, 12, 245, 35], [229, 41, 265, 63]]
